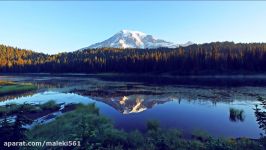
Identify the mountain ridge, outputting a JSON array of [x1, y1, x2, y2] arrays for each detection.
[[84, 30, 192, 49]]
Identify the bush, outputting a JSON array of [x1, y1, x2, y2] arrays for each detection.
[[147, 120, 160, 131], [192, 129, 211, 142]]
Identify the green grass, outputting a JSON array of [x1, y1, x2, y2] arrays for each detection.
[[28, 103, 102, 141], [0, 82, 37, 95], [26, 103, 264, 150]]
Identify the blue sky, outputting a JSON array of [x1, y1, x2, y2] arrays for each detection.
[[0, 1, 266, 54]]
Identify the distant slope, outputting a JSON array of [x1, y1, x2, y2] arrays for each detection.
[[0, 44, 47, 72]]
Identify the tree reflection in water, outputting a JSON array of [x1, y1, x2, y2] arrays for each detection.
[[254, 97, 266, 134], [254, 96, 266, 147]]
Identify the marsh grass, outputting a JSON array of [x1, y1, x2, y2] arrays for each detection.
[[0, 100, 59, 117], [0, 82, 37, 95]]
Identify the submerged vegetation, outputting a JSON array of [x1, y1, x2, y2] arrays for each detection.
[[0, 81, 37, 96]]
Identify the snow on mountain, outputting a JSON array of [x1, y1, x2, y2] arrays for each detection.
[[85, 30, 192, 49]]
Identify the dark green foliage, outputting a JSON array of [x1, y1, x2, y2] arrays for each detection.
[[192, 130, 211, 142], [0, 104, 32, 149], [12, 113, 32, 141], [1, 42, 266, 74], [11, 104, 33, 142], [205, 138, 263, 150], [147, 120, 160, 131], [127, 130, 145, 148]]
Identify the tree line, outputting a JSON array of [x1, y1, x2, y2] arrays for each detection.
[[1, 42, 266, 75]]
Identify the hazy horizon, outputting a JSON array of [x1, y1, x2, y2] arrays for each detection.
[[1, 1, 266, 54]]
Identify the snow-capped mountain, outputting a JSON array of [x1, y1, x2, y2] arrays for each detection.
[[85, 30, 192, 49]]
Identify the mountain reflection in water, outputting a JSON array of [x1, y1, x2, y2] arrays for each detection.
[[0, 74, 265, 138]]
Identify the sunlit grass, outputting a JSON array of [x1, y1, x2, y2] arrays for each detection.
[[0, 80, 15, 86]]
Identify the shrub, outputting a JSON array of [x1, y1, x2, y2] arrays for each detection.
[[147, 120, 160, 131], [192, 129, 211, 142]]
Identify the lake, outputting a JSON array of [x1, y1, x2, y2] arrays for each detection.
[[0, 74, 265, 139]]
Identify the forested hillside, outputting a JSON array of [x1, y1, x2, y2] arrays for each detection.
[[1, 42, 266, 75]]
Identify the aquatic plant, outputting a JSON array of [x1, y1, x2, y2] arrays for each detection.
[[229, 108, 245, 122]]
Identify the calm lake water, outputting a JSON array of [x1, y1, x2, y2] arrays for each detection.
[[0, 74, 265, 139]]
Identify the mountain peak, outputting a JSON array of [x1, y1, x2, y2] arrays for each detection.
[[85, 30, 192, 49], [119, 29, 147, 37]]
